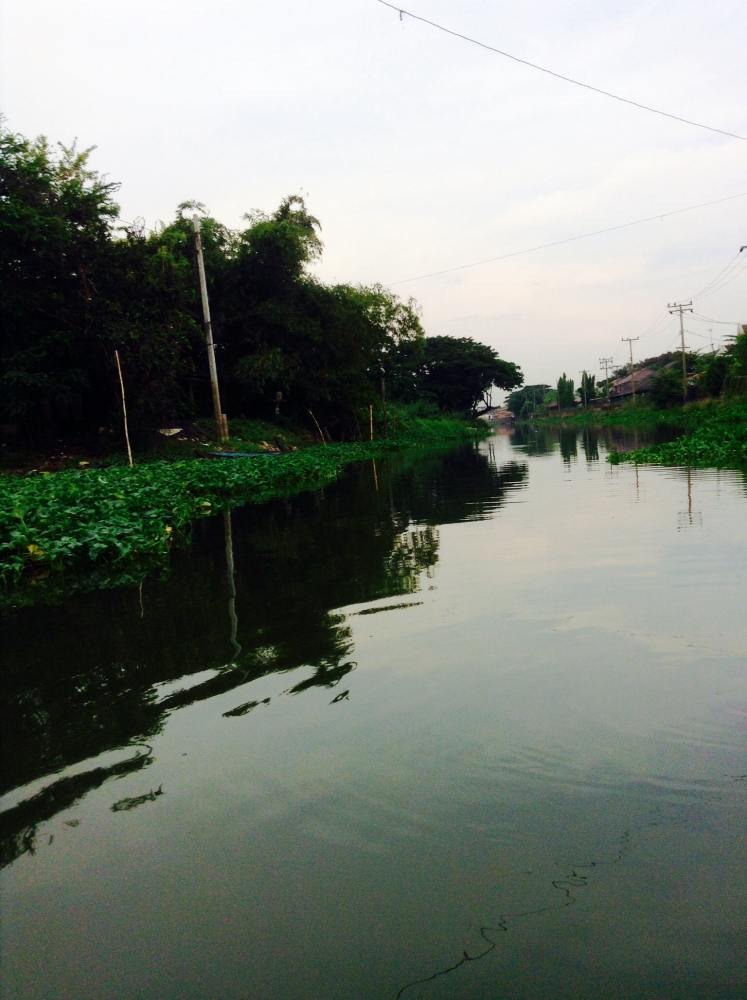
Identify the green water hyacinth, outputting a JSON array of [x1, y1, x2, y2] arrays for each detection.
[[0, 414, 486, 600], [608, 402, 747, 469]]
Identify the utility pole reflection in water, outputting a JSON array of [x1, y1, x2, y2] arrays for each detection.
[[677, 467, 702, 530], [224, 509, 241, 661]]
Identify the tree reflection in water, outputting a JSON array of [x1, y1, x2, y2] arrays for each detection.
[[0, 443, 528, 865]]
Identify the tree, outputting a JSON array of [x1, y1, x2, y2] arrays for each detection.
[[0, 126, 119, 438], [724, 329, 747, 395], [700, 353, 730, 398], [556, 373, 575, 408], [418, 336, 523, 414], [506, 384, 551, 417], [0, 123, 527, 444], [577, 371, 596, 406], [649, 366, 682, 407]]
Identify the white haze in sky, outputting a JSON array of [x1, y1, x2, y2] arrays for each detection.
[[2, 0, 745, 387]]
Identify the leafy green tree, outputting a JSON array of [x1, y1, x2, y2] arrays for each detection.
[[506, 384, 550, 416], [649, 366, 683, 407], [577, 371, 596, 406], [0, 123, 525, 444], [95, 223, 202, 429], [418, 336, 522, 414], [556, 373, 575, 408], [724, 329, 747, 395], [0, 127, 118, 437], [701, 353, 730, 398]]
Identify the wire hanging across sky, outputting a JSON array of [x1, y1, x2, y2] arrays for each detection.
[[374, 0, 747, 141], [384, 190, 747, 286], [690, 252, 747, 301]]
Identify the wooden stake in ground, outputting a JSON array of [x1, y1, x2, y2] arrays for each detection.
[[114, 349, 134, 467], [369, 404, 374, 441], [308, 409, 326, 445]]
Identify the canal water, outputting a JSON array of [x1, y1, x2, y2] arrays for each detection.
[[2, 428, 746, 1000]]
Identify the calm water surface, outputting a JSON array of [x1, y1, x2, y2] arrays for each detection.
[[2, 428, 746, 1000]]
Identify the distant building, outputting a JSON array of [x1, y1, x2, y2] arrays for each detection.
[[608, 366, 658, 402], [479, 407, 513, 423]]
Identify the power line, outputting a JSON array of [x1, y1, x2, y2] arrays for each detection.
[[691, 311, 744, 326], [374, 0, 747, 141], [690, 249, 747, 300], [638, 312, 672, 340], [385, 191, 747, 285]]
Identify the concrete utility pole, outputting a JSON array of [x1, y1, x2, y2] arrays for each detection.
[[621, 337, 640, 400], [193, 215, 228, 442], [599, 356, 614, 397], [668, 300, 693, 403]]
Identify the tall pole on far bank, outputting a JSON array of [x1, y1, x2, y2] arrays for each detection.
[[621, 337, 640, 401], [668, 300, 693, 403], [193, 215, 228, 442], [599, 356, 614, 397]]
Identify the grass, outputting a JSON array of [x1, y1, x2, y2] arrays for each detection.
[[0, 412, 486, 605]]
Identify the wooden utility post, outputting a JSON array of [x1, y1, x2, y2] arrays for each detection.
[[621, 337, 640, 400], [193, 215, 228, 442], [668, 300, 693, 403]]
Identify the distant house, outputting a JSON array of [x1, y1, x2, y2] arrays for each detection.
[[479, 407, 513, 423], [608, 366, 658, 402]]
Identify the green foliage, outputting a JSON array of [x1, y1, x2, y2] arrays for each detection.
[[649, 366, 683, 407], [506, 384, 551, 417], [701, 353, 730, 397], [0, 128, 118, 430], [419, 336, 523, 414], [0, 410, 485, 591], [724, 330, 747, 395], [577, 371, 596, 405], [608, 401, 747, 469], [556, 373, 575, 408], [1, 123, 523, 448]]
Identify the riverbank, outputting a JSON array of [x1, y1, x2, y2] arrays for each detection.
[[0, 414, 485, 606], [607, 400, 747, 469], [534, 398, 747, 469], [535, 402, 687, 430]]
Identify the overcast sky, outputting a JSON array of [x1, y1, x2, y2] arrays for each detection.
[[2, 0, 745, 388]]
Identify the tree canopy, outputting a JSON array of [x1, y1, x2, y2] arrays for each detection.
[[418, 336, 523, 414], [1, 123, 523, 444]]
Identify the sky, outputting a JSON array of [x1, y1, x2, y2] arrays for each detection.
[[2, 0, 746, 389]]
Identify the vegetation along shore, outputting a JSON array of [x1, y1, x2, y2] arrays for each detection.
[[0, 124, 521, 605], [0, 410, 486, 607], [506, 336, 747, 470]]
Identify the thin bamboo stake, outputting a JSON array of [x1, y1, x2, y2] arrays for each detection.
[[308, 409, 326, 445], [114, 350, 134, 467], [369, 404, 374, 441]]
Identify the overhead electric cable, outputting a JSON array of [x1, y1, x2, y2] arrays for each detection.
[[690, 250, 747, 300], [691, 312, 745, 325], [384, 191, 747, 286], [374, 0, 747, 140]]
